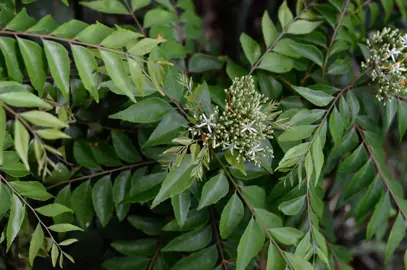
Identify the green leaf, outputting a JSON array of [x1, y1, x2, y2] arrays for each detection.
[[0, 37, 24, 82], [240, 33, 261, 66], [92, 176, 114, 227], [28, 15, 59, 34], [287, 20, 322, 34], [171, 245, 218, 270], [278, 1, 293, 28], [43, 40, 70, 98], [398, 100, 407, 140], [128, 38, 166, 56], [236, 218, 265, 270], [198, 172, 229, 210], [189, 53, 224, 73], [277, 142, 310, 170], [396, 0, 407, 20], [75, 23, 113, 44], [52, 20, 89, 38], [278, 195, 305, 216], [267, 244, 285, 270], [162, 225, 212, 252], [0, 182, 11, 219], [367, 192, 391, 240], [132, 0, 151, 11], [71, 45, 99, 102], [291, 85, 334, 107], [289, 43, 324, 66], [48, 223, 83, 233], [254, 208, 283, 229], [385, 212, 405, 262], [110, 97, 173, 123], [111, 131, 141, 163], [144, 8, 176, 28], [20, 111, 67, 129], [262, 11, 278, 47], [6, 8, 35, 31], [284, 252, 313, 270], [151, 156, 194, 208], [240, 185, 266, 209], [29, 224, 44, 265], [113, 170, 131, 222], [14, 120, 30, 170], [17, 38, 47, 92], [128, 215, 164, 236], [100, 50, 136, 103], [171, 189, 190, 227], [258, 52, 294, 73], [125, 172, 166, 203], [328, 58, 352, 75], [36, 203, 73, 217], [73, 140, 99, 169], [269, 227, 304, 246], [101, 28, 143, 49], [35, 129, 70, 140], [0, 107, 6, 165], [0, 92, 51, 109], [339, 144, 367, 173], [71, 181, 94, 229], [344, 161, 375, 199], [103, 256, 149, 270], [144, 112, 187, 147], [279, 125, 316, 141], [163, 209, 208, 232], [111, 239, 157, 256], [11, 181, 53, 201], [80, 0, 128, 14], [311, 134, 324, 183], [59, 238, 78, 246], [6, 195, 25, 251], [91, 140, 121, 167], [220, 193, 244, 239], [329, 107, 344, 145]]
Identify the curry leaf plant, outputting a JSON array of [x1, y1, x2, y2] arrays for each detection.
[[0, 0, 406, 269]]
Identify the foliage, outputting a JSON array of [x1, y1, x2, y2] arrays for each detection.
[[0, 0, 407, 269]]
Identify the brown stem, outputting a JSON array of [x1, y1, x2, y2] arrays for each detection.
[[124, 0, 145, 36], [147, 240, 161, 270], [210, 207, 228, 270], [47, 161, 155, 189]]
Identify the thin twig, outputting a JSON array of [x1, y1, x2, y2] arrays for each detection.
[[210, 207, 228, 270], [47, 161, 155, 189], [322, 0, 351, 74], [123, 0, 145, 36], [147, 240, 161, 270]]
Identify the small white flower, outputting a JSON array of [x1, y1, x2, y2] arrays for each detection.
[[247, 144, 264, 158], [222, 142, 239, 155], [402, 34, 407, 47], [241, 120, 257, 134], [387, 47, 401, 62], [197, 113, 216, 133], [390, 62, 407, 73]]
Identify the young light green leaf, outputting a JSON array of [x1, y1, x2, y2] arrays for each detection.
[[262, 11, 278, 47], [161, 225, 212, 252], [7, 195, 25, 251], [279, 125, 316, 141], [17, 38, 47, 92], [14, 120, 30, 170], [278, 195, 305, 216], [220, 193, 244, 239], [36, 203, 73, 217], [287, 20, 322, 34], [35, 129, 70, 140], [151, 156, 194, 208], [59, 238, 78, 246], [128, 38, 166, 56], [240, 33, 261, 66], [92, 175, 114, 227], [236, 218, 265, 270], [171, 189, 190, 227], [198, 172, 229, 210], [43, 40, 70, 98], [48, 223, 84, 233], [0, 92, 52, 109], [269, 227, 304, 246], [29, 224, 44, 265], [110, 97, 173, 123], [291, 85, 334, 107], [21, 111, 68, 128], [278, 0, 293, 28]]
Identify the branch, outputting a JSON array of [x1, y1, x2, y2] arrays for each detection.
[[123, 0, 145, 36], [210, 207, 228, 270], [47, 161, 156, 189]]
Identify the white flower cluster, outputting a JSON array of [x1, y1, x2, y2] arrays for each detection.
[[363, 27, 407, 101], [190, 76, 275, 165]]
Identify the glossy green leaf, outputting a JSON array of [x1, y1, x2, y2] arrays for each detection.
[[36, 203, 73, 217], [198, 172, 229, 210], [43, 40, 70, 98], [29, 224, 44, 265], [0, 182, 11, 219], [329, 106, 344, 145], [367, 192, 391, 240], [240, 185, 266, 209], [6, 195, 25, 251], [48, 223, 83, 233], [236, 218, 265, 270], [144, 8, 176, 27], [0, 92, 51, 109], [14, 120, 30, 170], [162, 225, 212, 252], [0, 107, 5, 165], [111, 239, 157, 256], [289, 42, 324, 66], [278, 1, 293, 28], [73, 140, 99, 169], [103, 256, 149, 270], [284, 252, 313, 270], [144, 112, 187, 147], [254, 208, 283, 229], [269, 227, 304, 246], [267, 243, 285, 270], [287, 20, 322, 34], [128, 215, 163, 236], [11, 181, 53, 201], [111, 130, 141, 163], [80, 0, 128, 14], [0, 37, 24, 82], [344, 161, 375, 199], [125, 172, 166, 203], [171, 245, 218, 270], [385, 212, 405, 263], [132, 0, 151, 11], [52, 20, 89, 38], [101, 28, 142, 49], [171, 189, 190, 227], [220, 193, 244, 239], [291, 85, 334, 107], [262, 11, 278, 47], [278, 195, 305, 216], [189, 53, 224, 73], [128, 38, 166, 56], [240, 33, 261, 65], [92, 176, 114, 227], [71, 181, 94, 229], [113, 170, 131, 222], [279, 125, 316, 141], [6, 8, 35, 31], [36, 129, 70, 140], [20, 111, 68, 129], [28, 15, 59, 34], [258, 52, 294, 73]]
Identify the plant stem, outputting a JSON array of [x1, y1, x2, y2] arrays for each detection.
[[124, 0, 145, 36], [210, 207, 228, 270]]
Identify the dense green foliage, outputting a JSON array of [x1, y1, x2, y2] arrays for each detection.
[[0, 0, 407, 269]]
